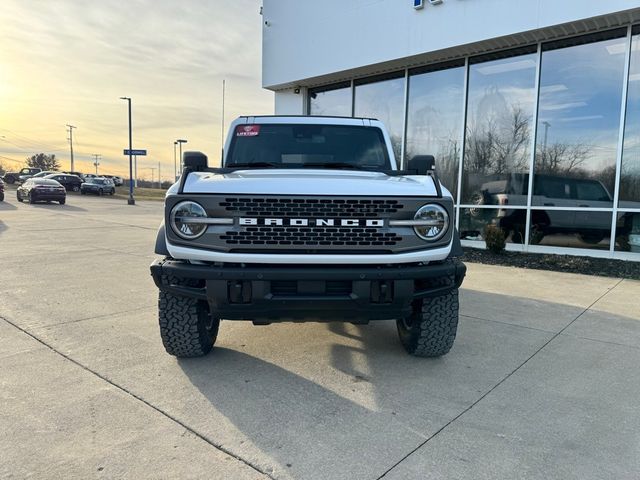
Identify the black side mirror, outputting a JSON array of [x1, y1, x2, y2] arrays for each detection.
[[408, 155, 435, 175], [183, 151, 208, 171]]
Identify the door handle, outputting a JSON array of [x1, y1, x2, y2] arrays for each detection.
[[543, 203, 554, 206], [579, 204, 589, 208]]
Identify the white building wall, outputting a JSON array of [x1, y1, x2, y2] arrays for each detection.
[[262, 0, 640, 90], [274, 89, 307, 115]]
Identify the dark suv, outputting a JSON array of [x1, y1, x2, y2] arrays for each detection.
[[44, 174, 83, 192]]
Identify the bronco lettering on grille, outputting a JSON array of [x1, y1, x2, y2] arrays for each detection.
[[239, 218, 385, 227]]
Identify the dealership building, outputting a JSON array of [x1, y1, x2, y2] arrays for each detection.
[[261, 0, 640, 260]]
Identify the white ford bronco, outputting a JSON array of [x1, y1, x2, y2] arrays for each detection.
[[150, 116, 466, 358]]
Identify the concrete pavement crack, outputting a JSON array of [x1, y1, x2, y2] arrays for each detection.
[[0, 314, 275, 480], [43, 305, 156, 328], [375, 278, 625, 480]]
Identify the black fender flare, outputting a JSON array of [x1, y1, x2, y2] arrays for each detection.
[[449, 228, 463, 257], [154, 223, 170, 256]]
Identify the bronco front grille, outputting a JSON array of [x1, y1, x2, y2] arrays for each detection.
[[220, 226, 401, 246], [220, 198, 403, 217]]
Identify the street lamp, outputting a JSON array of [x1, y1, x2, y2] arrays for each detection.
[[120, 96, 134, 205], [173, 141, 178, 181], [176, 139, 187, 175]]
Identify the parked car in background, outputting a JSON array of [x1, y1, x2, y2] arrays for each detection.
[[102, 175, 123, 186], [62, 171, 86, 181], [80, 177, 115, 196], [0, 178, 4, 201], [3, 167, 41, 184], [44, 173, 83, 192], [16, 178, 66, 204], [29, 170, 59, 180]]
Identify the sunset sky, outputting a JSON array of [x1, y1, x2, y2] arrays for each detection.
[[0, 0, 272, 180]]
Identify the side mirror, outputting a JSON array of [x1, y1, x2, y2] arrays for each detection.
[[183, 151, 208, 171], [408, 155, 435, 175]]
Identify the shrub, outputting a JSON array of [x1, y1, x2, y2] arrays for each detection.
[[484, 224, 506, 254]]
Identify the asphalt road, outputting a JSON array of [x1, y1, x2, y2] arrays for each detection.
[[1, 190, 639, 479]]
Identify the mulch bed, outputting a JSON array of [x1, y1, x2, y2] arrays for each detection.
[[462, 247, 640, 280]]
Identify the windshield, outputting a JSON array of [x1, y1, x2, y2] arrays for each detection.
[[226, 124, 391, 170], [88, 179, 105, 185]]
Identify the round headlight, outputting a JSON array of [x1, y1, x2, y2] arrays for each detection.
[[414, 204, 449, 241], [170, 201, 208, 239]]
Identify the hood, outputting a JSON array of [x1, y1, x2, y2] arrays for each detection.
[[181, 169, 440, 197]]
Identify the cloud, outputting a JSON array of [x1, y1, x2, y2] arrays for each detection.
[[0, 0, 273, 178]]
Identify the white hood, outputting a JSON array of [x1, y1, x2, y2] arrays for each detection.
[[181, 169, 440, 197]]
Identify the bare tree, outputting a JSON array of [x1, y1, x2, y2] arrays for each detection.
[[536, 142, 590, 175]]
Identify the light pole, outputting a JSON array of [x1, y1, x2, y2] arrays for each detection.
[[176, 139, 187, 175], [173, 141, 178, 181], [120, 96, 134, 205]]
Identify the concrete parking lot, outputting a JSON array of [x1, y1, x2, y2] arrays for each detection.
[[1, 189, 639, 480]]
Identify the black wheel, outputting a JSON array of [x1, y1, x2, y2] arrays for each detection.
[[16, 192, 23, 202], [72, 185, 79, 192], [110, 189, 114, 195], [28, 193, 35, 204], [0, 192, 4, 202], [98, 189, 103, 196], [81, 191, 85, 195], [397, 274, 459, 357], [59, 199, 65, 205], [529, 224, 545, 245], [5, 175, 15, 184], [578, 233, 605, 245], [158, 274, 219, 357]]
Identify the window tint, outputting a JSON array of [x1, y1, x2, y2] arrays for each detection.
[[227, 124, 391, 169]]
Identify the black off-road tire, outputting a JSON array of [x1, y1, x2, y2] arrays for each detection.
[[397, 271, 459, 357], [158, 274, 219, 357]]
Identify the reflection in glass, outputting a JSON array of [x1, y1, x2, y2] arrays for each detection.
[[462, 51, 537, 206], [534, 35, 627, 208], [620, 31, 640, 208], [406, 65, 465, 198], [458, 207, 525, 244], [614, 212, 640, 252], [528, 209, 611, 250], [354, 75, 405, 162], [309, 84, 352, 117]]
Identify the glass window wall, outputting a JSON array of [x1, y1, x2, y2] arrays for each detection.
[[462, 48, 538, 206], [533, 31, 628, 209], [529, 209, 612, 250], [309, 82, 352, 117], [620, 28, 640, 208], [354, 73, 405, 162], [306, 26, 640, 258], [406, 61, 465, 198]]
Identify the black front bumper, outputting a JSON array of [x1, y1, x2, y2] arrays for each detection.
[[150, 258, 466, 322]]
